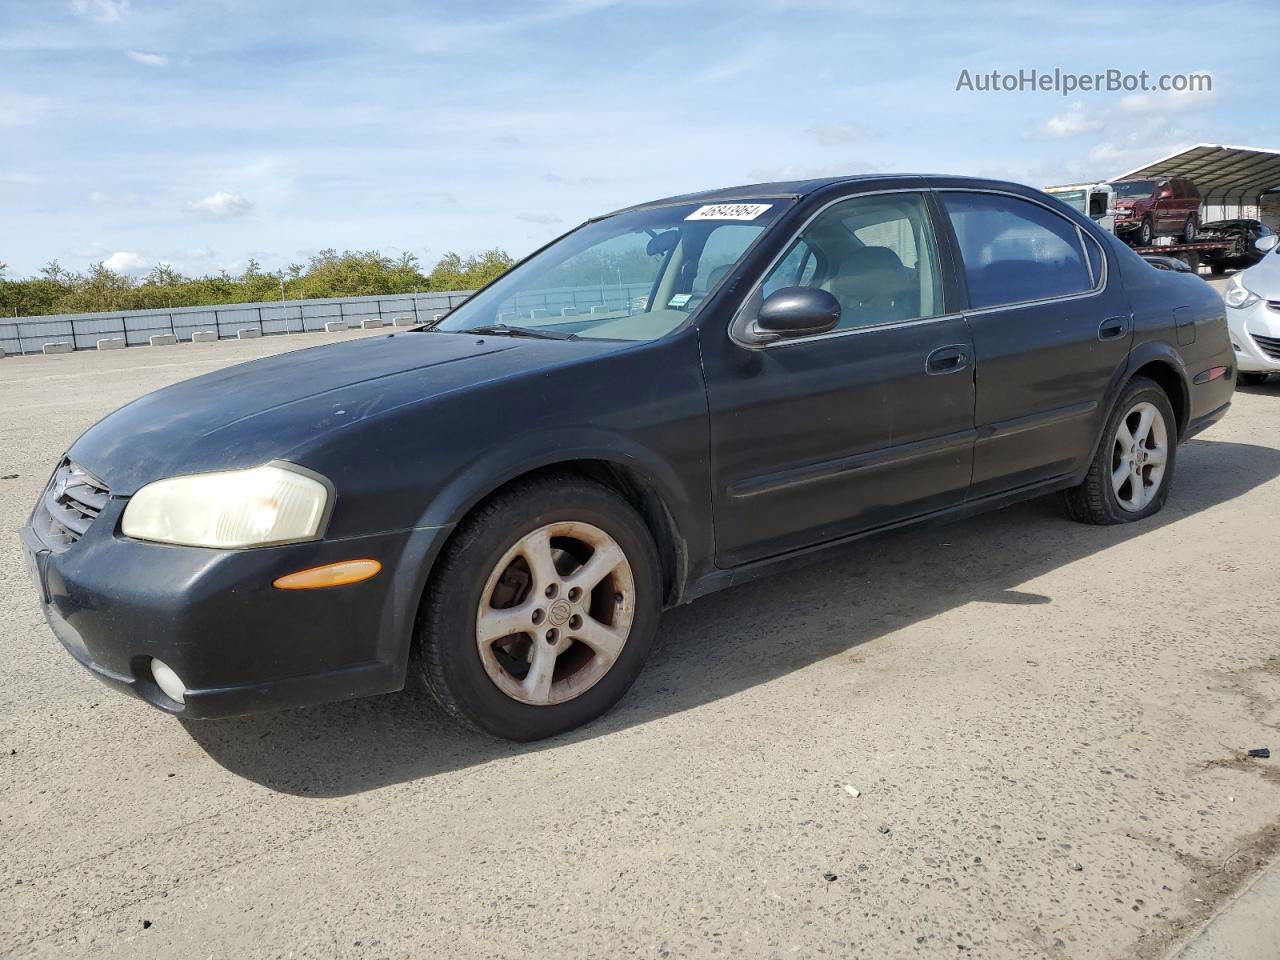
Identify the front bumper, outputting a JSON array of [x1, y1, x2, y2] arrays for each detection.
[[1227, 299, 1280, 373], [19, 499, 449, 718]]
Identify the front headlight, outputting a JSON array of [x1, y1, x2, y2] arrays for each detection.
[[1224, 277, 1261, 310], [121, 463, 331, 548]]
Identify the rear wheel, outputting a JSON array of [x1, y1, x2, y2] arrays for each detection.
[[417, 475, 662, 740], [1060, 377, 1177, 525]]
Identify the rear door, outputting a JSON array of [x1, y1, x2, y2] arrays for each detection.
[[932, 187, 1132, 498], [1180, 179, 1201, 231], [700, 188, 975, 566]]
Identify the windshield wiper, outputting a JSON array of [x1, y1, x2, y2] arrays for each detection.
[[462, 324, 580, 341]]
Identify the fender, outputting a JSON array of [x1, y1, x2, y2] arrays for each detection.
[[1121, 338, 1192, 434], [1074, 338, 1191, 489], [411, 425, 704, 543], [373, 426, 712, 678]]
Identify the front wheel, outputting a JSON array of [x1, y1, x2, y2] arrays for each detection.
[[1182, 215, 1198, 242], [1138, 217, 1154, 246], [1060, 377, 1177, 525], [417, 475, 662, 740]]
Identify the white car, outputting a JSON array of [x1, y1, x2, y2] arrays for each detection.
[[1226, 234, 1280, 385]]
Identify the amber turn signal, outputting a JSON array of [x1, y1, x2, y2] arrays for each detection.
[[273, 559, 382, 590]]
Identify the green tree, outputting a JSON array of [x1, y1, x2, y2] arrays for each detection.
[[0, 246, 515, 318]]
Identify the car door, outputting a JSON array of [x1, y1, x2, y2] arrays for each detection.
[[1178, 179, 1200, 233], [931, 186, 1133, 499], [700, 188, 976, 567]]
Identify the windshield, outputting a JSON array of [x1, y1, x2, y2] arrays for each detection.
[[1050, 189, 1087, 213], [1113, 180, 1155, 199], [432, 201, 787, 341]]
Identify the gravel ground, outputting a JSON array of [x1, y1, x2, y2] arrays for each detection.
[[2, 329, 1279, 959]]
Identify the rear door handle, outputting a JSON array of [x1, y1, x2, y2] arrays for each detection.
[[1098, 316, 1128, 341], [925, 344, 970, 375]]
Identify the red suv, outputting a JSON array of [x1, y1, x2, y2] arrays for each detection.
[[1112, 176, 1202, 246]]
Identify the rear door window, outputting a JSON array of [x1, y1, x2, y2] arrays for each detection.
[[941, 192, 1096, 309]]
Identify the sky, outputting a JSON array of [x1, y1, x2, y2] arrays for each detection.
[[2, 0, 1278, 278]]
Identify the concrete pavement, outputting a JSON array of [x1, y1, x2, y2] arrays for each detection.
[[3, 330, 1280, 959]]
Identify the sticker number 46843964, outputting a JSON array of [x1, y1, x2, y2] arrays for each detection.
[[685, 203, 772, 221]]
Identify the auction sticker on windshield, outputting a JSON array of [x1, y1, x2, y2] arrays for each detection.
[[686, 203, 772, 221]]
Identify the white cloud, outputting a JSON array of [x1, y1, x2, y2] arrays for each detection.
[[1119, 72, 1215, 115], [0, 172, 43, 186], [103, 250, 147, 273], [88, 190, 141, 206], [1087, 119, 1197, 175], [70, 0, 130, 23], [516, 211, 562, 225], [808, 122, 866, 147], [188, 191, 252, 217], [1038, 102, 1104, 139], [125, 50, 169, 67], [748, 160, 881, 182], [181, 246, 215, 259], [0, 93, 48, 127]]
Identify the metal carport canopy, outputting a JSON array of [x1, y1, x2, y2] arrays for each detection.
[[1110, 143, 1280, 208]]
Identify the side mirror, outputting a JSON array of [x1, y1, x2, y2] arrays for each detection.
[[756, 287, 840, 338], [1256, 235, 1279, 254], [1158, 187, 1174, 199]]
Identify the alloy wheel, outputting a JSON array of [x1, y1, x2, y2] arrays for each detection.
[[475, 521, 635, 705], [1111, 401, 1169, 512]]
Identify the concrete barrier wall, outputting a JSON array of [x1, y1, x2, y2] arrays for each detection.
[[0, 290, 476, 356], [1, 279, 659, 357]]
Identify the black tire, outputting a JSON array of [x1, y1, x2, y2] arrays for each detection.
[[1182, 215, 1198, 242], [416, 474, 662, 741], [1210, 260, 1226, 275], [1138, 217, 1154, 246], [1239, 372, 1270, 386], [1060, 377, 1178, 525]]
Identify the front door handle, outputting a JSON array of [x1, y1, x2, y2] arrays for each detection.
[[1098, 316, 1128, 341], [925, 344, 970, 375]]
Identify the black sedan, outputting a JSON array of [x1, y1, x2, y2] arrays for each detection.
[[20, 175, 1235, 740]]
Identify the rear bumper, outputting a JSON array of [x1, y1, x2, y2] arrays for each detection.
[[1184, 398, 1231, 442], [19, 509, 451, 719]]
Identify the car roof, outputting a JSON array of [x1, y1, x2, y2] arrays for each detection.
[[601, 173, 1035, 217]]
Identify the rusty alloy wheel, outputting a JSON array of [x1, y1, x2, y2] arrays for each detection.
[[474, 521, 636, 706], [1111, 400, 1169, 512]]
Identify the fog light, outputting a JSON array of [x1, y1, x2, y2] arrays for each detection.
[[150, 659, 187, 704]]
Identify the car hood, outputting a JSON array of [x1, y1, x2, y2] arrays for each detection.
[[1241, 252, 1280, 298], [68, 331, 621, 494]]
